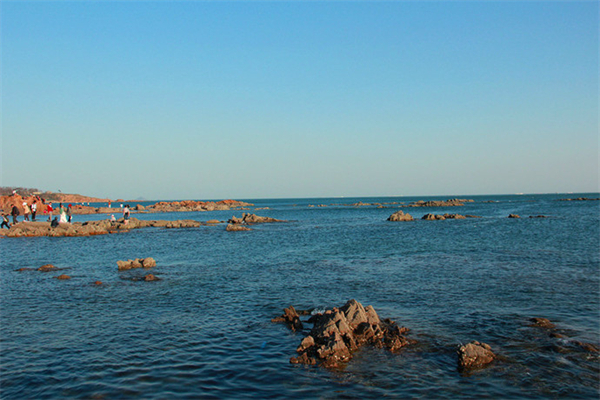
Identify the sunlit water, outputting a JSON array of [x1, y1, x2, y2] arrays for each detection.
[[1, 194, 598, 399]]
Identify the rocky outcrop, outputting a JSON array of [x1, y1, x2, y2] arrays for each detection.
[[508, 214, 521, 218], [117, 257, 156, 271], [421, 213, 477, 220], [387, 210, 414, 221], [406, 199, 473, 208], [558, 197, 600, 201], [147, 199, 253, 213], [422, 213, 446, 220], [457, 341, 495, 371], [1, 218, 203, 238], [226, 224, 252, 232], [275, 299, 413, 369], [228, 213, 286, 225]]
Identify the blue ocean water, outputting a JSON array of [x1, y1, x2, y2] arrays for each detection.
[[1, 193, 598, 399]]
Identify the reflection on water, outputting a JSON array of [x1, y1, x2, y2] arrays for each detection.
[[1, 194, 598, 398]]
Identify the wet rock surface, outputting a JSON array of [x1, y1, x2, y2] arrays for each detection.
[[275, 299, 413, 369], [457, 341, 496, 371]]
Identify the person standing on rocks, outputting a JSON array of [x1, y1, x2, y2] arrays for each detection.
[[31, 202, 37, 221], [59, 203, 68, 223], [123, 204, 130, 225], [45, 203, 53, 222], [67, 204, 73, 223], [11, 205, 20, 224], [23, 202, 31, 221]]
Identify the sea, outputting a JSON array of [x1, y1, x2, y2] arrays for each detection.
[[1, 193, 598, 399]]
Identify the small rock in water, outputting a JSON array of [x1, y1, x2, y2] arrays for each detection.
[[37, 264, 57, 272], [457, 341, 495, 371], [56, 274, 71, 280], [530, 317, 556, 329]]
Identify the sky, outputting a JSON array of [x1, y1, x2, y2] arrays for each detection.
[[1, 1, 598, 200]]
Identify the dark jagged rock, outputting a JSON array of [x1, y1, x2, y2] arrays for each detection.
[[272, 306, 303, 332], [457, 341, 495, 371], [387, 210, 414, 221], [278, 299, 413, 369]]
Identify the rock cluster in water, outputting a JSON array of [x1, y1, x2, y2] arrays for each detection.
[[273, 299, 414, 369], [406, 199, 474, 207], [146, 199, 253, 213], [226, 213, 287, 231], [117, 257, 157, 271], [387, 210, 414, 221]]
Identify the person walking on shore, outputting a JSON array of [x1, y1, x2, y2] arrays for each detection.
[[1, 214, 11, 229], [23, 202, 31, 221], [67, 204, 72, 223], [31, 202, 37, 221], [11, 205, 20, 224]]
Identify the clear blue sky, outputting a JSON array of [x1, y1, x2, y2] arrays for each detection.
[[1, 1, 598, 200]]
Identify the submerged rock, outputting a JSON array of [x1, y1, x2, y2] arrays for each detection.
[[457, 341, 495, 371], [56, 274, 71, 280], [37, 264, 57, 272], [278, 299, 413, 369], [530, 317, 556, 329]]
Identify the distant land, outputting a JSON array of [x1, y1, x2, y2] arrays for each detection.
[[0, 187, 111, 203]]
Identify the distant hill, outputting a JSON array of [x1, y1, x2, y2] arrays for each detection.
[[0, 187, 111, 203]]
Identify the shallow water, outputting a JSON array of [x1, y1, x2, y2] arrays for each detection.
[[1, 193, 599, 399]]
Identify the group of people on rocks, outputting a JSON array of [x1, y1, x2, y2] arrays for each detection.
[[1, 197, 73, 229]]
